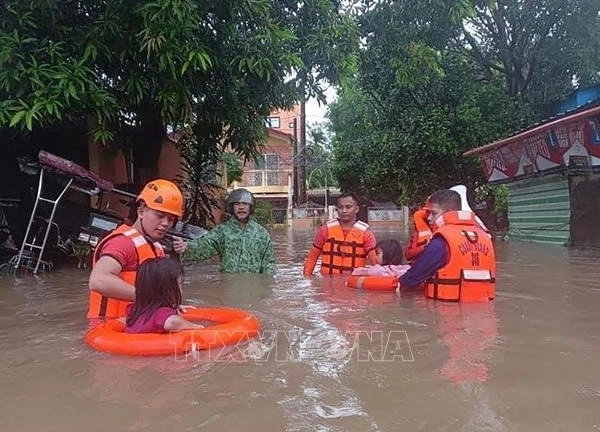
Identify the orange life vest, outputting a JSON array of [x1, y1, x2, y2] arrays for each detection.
[[426, 211, 495, 302], [87, 224, 165, 319], [321, 219, 369, 275], [405, 208, 433, 262]]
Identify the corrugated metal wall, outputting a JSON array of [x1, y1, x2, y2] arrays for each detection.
[[506, 174, 570, 245]]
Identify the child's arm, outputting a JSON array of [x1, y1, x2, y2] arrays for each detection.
[[163, 314, 204, 332]]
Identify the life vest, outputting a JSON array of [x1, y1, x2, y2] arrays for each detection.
[[405, 208, 433, 262], [426, 211, 495, 302], [87, 224, 165, 319], [320, 219, 370, 275]]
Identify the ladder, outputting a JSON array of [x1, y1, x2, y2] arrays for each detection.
[[13, 168, 73, 274]]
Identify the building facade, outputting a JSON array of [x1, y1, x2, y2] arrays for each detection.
[[464, 87, 600, 247]]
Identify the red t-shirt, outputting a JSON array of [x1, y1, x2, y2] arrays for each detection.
[[312, 223, 377, 252], [96, 234, 139, 271], [124, 304, 178, 334]]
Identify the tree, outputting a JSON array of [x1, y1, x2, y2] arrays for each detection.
[[305, 122, 336, 189], [0, 0, 359, 220], [329, 0, 597, 205], [458, 0, 600, 109]]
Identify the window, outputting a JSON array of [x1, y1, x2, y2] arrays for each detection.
[[265, 116, 280, 128], [589, 117, 600, 144], [253, 154, 281, 185], [265, 154, 279, 170], [546, 130, 558, 148], [254, 154, 279, 170]]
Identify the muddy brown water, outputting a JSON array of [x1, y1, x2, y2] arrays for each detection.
[[1, 227, 599, 432]]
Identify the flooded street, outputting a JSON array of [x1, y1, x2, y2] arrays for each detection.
[[1, 227, 600, 432]]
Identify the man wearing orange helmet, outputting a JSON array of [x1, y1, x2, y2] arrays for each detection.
[[87, 179, 188, 320]]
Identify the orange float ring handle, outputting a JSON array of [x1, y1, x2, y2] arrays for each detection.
[[346, 275, 399, 291], [85, 307, 260, 356]]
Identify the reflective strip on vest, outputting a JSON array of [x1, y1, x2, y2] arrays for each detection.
[[320, 219, 369, 275], [426, 211, 496, 302], [87, 224, 165, 319]]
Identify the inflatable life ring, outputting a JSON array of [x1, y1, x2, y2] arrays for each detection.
[[85, 307, 260, 356], [346, 275, 399, 292]]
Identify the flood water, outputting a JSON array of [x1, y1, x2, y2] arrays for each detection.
[[1, 227, 600, 432]]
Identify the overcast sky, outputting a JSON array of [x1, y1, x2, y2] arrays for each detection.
[[305, 86, 337, 127]]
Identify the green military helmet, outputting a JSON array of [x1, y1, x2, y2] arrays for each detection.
[[226, 188, 255, 214]]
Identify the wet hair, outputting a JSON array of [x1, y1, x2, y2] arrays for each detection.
[[337, 191, 360, 206], [126, 256, 184, 327], [377, 239, 403, 266], [429, 189, 461, 212]]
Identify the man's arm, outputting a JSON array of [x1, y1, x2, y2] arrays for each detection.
[[88, 256, 135, 301], [170, 236, 188, 254], [399, 236, 448, 288], [183, 227, 221, 262], [303, 225, 328, 276], [366, 249, 378, 265], [303, 246, 321, 276], [363, 230, 378, 265], [261, 234, 276, 275]]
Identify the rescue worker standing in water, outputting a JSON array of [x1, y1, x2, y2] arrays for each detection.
[[404, 196, 434, 263], [399, 189, 496, 302], [185, 188, 276, 275], [303, 192, 378, 276], [88, 179, 187, 319]]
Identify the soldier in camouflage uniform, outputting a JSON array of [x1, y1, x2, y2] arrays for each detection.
[[185, 189, 276, 275]]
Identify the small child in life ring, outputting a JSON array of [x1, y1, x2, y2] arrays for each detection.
[[351, 239, 410, 277], [125, 257, 204, 333]]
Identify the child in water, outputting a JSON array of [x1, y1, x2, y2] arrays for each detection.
[[351, 239, 410, 277], [125, 256, 204, 333]]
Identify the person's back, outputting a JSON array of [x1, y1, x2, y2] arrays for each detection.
[[426, 210, 495, 301], [399, 189, 495, 301]]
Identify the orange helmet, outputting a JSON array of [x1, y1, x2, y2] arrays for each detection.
[[137, 179, 184, 218]]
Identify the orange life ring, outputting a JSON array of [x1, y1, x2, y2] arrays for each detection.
[[85, 307, 260, 356], [346, 275, 399, 291]]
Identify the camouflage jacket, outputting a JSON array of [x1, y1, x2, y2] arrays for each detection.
[[185, 218, 276, 275]]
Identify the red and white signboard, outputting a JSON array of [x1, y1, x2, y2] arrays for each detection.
[[467, 107, 600, 182]]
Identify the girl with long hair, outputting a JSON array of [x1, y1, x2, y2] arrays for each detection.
[[351, 239, 410, 277], [125, 256, 203, 333]]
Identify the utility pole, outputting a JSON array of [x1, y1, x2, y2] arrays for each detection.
[[298, 100, 307, 204], [290, 118, 298, 206]]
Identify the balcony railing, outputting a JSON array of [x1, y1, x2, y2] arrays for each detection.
[[241, 169, 291, 187]]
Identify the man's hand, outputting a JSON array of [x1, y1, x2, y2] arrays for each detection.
[[171, 236, 187, 254]]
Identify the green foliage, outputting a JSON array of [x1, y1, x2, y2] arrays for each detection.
[[459, 0, 600, 107], [222, 152, 243, 186], [253, 201, 274, 227], [476, 184, 508, 214], [305, 122, 336, 189], [0, 0, 359, 224], [176, 133, 222, 227], [329, 0, 597, 205]]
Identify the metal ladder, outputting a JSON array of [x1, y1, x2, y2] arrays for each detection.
[[13, 168, 73, 274]]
